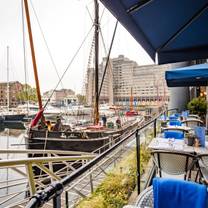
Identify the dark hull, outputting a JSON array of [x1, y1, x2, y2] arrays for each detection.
[[2, 121, 25, 130], [27, 136, 111, 152], [26, 120, 139, 153], [4, 114, 25, 121]]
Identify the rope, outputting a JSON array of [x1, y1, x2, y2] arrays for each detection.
[[43, 25, 94, 109], [28, 0, 94, 110], [21, 0, 29, 114], [29, 0, 65, 90], [98, 21, 118, 98]]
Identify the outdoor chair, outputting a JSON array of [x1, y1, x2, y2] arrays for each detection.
[[161, 126, 187, 134], [163, 130, 184, 139], [182, 119, 203, 128], [136, 186, 153, 208], [136, 178, 208, 208], [197, 154, 208, 184], [188, 114, 200, 119], [152, 150, 195, 180]]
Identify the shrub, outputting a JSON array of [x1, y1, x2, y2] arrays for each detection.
[[77, 195, 106, 208], [187, 97, 207, 117], [77, 145, 151, 208]]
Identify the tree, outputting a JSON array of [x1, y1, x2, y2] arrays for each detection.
[[16, 84, 38, 103], [77, 94, 86, 105], [187, 96, 207, 117]]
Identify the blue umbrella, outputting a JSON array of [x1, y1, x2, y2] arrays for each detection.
[[100, 0, 208, 64], [165, 63, 208, 87]]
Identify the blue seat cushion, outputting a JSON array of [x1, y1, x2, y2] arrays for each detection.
[[164, 130, 184, 139], [169, 120, 182, 126], [153, 178, 208, 208], [169, 115, 178, 120]]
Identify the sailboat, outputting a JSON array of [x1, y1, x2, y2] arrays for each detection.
[[0, 46, 26, 128], [25, 0, 140, 153]]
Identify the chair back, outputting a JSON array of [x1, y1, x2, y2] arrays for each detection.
[[163, 130, 184, 139], [152, 150, 195, 179], [136, 186, 153, 207], [182, 119, 203, 127], [188, 114, 200, 119], [198, 154, 208, 168], [198, 154, 208, 183], [136, 178, 207, 208]]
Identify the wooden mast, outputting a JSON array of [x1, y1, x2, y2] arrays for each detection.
[[130, 87, 133, 111], [94, 0, 99, 125], [23, 0, 43, 110], [6, 46, 10, 111]]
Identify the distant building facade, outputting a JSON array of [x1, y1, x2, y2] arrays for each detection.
[[43, 89, 75, 106], [0, 81, 23, 107], [85, 57, 113, 106], [85, 55, 171, 106]]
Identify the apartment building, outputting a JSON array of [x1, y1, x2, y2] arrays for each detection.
[[85, 57, 113, 106], [85, 55, 171, 106], [43, 89, 75, 106], [0, 81, 23, 107]]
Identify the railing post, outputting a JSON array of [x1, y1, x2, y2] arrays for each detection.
[[26, 163, 36, 196], [136, 129, 140, 194], [154, 119, 157, 138], [90, 173, 94, 193], [65, 191, 69, 208], [53, 194, 61, 208]]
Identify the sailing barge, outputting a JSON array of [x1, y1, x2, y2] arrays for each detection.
[[26, 118, 140, 153], [23, 0, 141, 154]]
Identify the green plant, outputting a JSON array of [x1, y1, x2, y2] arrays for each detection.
[[77, 146, 151, 208], [187, 97, 207, 117]]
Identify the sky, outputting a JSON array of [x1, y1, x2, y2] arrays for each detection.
[[0, 0, 153, 94]]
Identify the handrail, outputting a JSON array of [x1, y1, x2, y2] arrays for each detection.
[[0, 155, 95, 167], [0, 149, 91, 155], [26, 110, 166, 207]]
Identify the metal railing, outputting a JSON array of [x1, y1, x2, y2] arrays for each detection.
[[0, 149, 95, 208], [26, 108, 170, 208]]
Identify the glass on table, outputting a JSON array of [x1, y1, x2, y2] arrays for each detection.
[[168, 138, 175, 148]]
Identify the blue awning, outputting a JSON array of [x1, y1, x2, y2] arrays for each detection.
[[165, 64, 208, 87], [100, 0, 208, 64]]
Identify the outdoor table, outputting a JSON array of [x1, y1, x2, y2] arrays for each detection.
[[149, 138, 208, 155], [148, 137, 195, 153]]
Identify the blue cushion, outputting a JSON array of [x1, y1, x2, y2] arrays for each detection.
[[153, 178, 208, 208], [164, 131, 184, 139], [174, 113, 180, 118], [169, 115, 178, 120], [169, 120, 182, 126]]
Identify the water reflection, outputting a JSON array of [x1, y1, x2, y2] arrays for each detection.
[[0, 128, 27, 207]]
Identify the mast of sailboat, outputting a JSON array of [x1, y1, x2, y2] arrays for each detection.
[[130, 87, 133, 111], [94, 0, 99, 125], [23, 0, 43, 111], [6, 46, 9, 111]]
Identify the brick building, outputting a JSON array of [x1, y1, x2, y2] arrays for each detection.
[[0, 81, 23, 107]]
